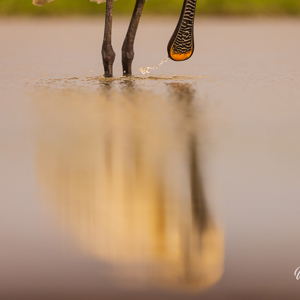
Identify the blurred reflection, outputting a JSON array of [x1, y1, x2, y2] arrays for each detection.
[[119, 77, 137, 94], [34, 82, 223, 290], [167, 82, 210, 233], [98, 77, 114, 96]]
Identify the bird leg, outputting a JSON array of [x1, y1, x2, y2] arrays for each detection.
[[102, 0, 115, 78], [122, 0, 146, 76]]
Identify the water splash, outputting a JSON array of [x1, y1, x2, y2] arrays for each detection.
[[139, 58, 170, 75]]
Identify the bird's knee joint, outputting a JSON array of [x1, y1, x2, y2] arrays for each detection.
[[102, 47, 116, 65], [122, 50, 134, 63]]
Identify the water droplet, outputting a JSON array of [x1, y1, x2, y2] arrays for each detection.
[[139, 58, 170, 75]]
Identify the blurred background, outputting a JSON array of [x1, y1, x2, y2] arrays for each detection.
[[0, 0, 300, 16]]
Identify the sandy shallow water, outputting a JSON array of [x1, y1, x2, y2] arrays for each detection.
[[0, 17, 300, 299]]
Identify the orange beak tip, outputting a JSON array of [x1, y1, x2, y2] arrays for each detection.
[[169, 47, 194, 62]]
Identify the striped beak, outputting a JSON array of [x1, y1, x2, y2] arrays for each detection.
[[167, 0, 197, 61]]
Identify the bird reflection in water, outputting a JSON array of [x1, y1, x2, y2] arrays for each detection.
[[34, 80, 223, 291]]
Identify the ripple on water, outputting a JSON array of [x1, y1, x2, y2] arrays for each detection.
[[27, 74, 213, 92]]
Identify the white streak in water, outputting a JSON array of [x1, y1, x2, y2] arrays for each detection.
[[139, 58, 170, 75]]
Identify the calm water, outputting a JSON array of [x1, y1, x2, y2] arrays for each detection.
[[0, 18, 300, 299]]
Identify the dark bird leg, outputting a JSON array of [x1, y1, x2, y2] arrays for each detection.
[[102, 0, 115, 77], [122, 0, 146, 76]]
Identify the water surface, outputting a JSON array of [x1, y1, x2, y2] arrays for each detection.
[[1, 18, 300, 299]]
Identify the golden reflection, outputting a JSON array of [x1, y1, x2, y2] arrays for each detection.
[[34, 83, 223, 290]]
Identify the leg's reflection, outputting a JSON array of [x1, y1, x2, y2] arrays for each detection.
[[35, 83, 223, 290], [167, 83, 210, 234]]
